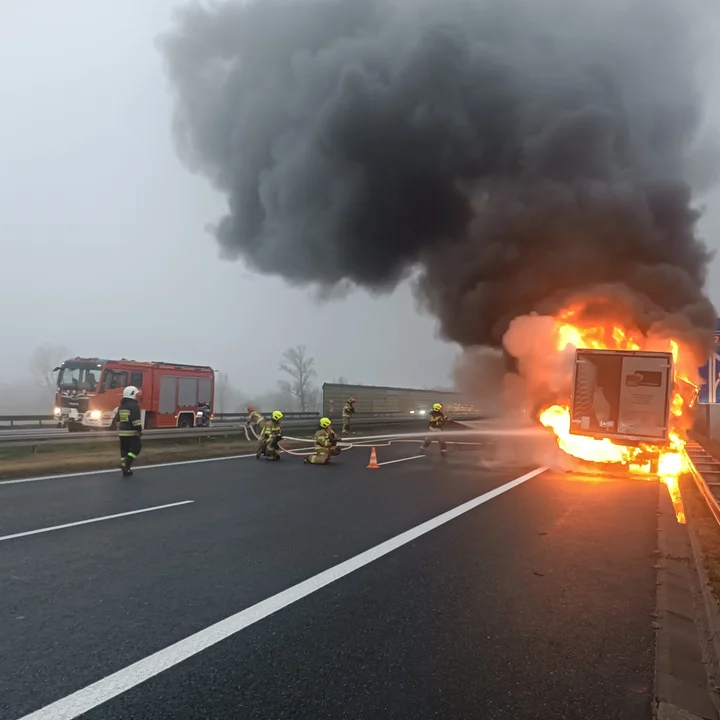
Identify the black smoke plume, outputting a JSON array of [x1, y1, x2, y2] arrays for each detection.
[[159, 0, 717, 350]]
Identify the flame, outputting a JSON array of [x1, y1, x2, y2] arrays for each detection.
[[537, 308, 696, 523]]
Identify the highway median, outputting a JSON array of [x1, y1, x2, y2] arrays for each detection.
[[0, 419, 446, 480]]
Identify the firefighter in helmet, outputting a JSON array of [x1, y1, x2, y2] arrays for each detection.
[[342, 397, 356, 435], [304, 417, 336, 465], [246, 405, 264, 436], [258, 410, 284, 460], [118, 386, 143, 476], [420, 402, 448, 456]]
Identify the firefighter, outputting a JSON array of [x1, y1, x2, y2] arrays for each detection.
[[342, 397, 356, 435], [118, 386, 143, 476], [257, 410, 284, 460], [420, 402, 448, 456], [246, 405, 264, 437], [304, 417, 335, 465]]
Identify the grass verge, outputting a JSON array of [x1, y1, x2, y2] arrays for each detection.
[[0, 435, 311, 480], [0, 421, 429, 480]]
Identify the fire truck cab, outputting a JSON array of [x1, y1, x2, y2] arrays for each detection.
[[54, 357, 215, 431]]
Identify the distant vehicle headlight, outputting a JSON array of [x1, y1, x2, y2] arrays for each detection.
[[409, 410, 415, 414], [197, 411, 204, 416], [419, 409, 426, 415], [89, 410, 101, 420]]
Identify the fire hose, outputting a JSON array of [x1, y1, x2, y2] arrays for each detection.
[[244, 422, 425, 457], [245, 423, 510, 457], [243, 421, 542, 457]]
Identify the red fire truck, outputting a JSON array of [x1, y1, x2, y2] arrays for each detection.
[[53, 357, 215, 431]]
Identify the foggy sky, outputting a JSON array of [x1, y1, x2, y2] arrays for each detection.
[[2, 0, 720, 397]]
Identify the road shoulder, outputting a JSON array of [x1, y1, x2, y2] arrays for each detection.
[[655, 482, 719, 719]]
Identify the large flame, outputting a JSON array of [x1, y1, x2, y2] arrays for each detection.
[[536, 306, 697, 523]]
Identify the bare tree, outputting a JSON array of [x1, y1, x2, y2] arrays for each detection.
[[30, 344, 68, 397], [214, 373, 248, 414], [305, 386, 321, 413], [278, 345, 317, 412]]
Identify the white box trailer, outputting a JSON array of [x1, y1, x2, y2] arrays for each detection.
[[569, 349, 674, 444]]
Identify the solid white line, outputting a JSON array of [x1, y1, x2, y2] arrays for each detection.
[[0, 454, 258, 486], [17, 467, 546, 720], [0, 501, 194, 542], [378, 454, 426, 466]]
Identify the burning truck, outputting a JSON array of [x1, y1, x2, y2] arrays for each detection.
[[500, 303, 704, 521]]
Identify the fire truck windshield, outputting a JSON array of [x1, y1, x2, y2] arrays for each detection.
[[57, 365, 100, 392]]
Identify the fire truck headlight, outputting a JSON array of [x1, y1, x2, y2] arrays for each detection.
[[90, 410, 101, 420], [54, 407, 61, 416]]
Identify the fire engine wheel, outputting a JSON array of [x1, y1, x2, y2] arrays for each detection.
[[177, 414, 194, 429]]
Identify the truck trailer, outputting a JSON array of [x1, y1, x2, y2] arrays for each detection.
[[569, 348, 674, 444]]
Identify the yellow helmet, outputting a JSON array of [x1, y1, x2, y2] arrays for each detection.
[[319, 417, 332, 429], [432, 403, 443, 412], [272, 410, 284, 421]]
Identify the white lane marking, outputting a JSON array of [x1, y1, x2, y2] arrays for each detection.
[[0, 501, 194, 543], [0, 455, 257, 486], [378, 454, 426, 466], [17, 467, 546, 720]]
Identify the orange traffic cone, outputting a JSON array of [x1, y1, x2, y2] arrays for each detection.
[[367, 446, 379, 469]]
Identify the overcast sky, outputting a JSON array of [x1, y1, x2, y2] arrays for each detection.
[[1, 0, 719, 394]]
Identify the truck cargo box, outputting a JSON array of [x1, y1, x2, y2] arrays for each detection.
[[569, 349, 673, 444]]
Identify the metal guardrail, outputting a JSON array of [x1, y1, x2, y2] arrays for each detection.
[[685, 442, 720, 526], [0, 415, 59, 428], [0, 414, 485, 450], [0, 411, 320, 429], [213, 412, 319, 420], [0, 410, 481, 429]]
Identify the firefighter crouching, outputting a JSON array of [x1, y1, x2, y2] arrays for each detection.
[[246, 405, 264, 437], [304, 417, 337, 465], [118, 386, 143, 476], [342, 397, 356, 435], [420, 402, 448, 456], [257, 410, 284, 460]]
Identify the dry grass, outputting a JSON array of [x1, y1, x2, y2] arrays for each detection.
[[0, 435, 311, 480], [0, 420, 447, 481], [680, 469, 720, 601]]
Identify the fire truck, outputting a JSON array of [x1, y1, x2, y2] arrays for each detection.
[[53, 357, 215, 431]]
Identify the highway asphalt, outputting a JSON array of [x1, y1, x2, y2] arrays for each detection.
[[0, 437, 659, 720]]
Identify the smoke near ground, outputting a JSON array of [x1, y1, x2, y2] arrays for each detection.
[[159, 0, 717, 356]]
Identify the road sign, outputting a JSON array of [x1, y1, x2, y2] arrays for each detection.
[[698, 319, 720, 403]]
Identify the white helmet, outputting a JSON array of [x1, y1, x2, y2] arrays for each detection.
[[123, 385, 140, 399]]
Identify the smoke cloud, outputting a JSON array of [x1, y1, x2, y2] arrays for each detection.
[[159, 0, 717, 352]]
